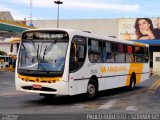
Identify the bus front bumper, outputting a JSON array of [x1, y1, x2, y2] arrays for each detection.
[[15, 78, 69, 95]]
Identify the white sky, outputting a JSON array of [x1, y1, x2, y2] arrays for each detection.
[[0, 0, 159, 20]]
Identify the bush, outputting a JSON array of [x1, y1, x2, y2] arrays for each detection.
[[0, 50, 7, 55]]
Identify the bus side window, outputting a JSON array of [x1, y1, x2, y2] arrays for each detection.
[[103, 42, 115, 63], [69, 37, 86, 72], [126, 45, 134, 63], [115, 43, 125, 63], [88, 39, 102, 63], [134, 46, 142, 62], [141, 47, 149, 62]]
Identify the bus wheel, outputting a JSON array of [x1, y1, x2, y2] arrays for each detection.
[[40, 93, 56, 99], [129, 76, 136, 91], [86, 80, 98, 99]]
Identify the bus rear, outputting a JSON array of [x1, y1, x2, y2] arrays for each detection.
[[15, 30, 70, 96]]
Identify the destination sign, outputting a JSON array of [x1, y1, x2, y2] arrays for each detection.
[[22, 31, 69, 40]]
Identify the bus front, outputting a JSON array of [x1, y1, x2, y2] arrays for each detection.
[[15, 30, 69, 96]]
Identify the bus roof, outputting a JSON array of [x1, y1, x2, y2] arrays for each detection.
[[23, 28, 149, 47]]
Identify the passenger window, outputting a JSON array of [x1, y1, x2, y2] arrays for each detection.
[[141, 47, 149, 62], [134, 46, 142, 62], [115, 44, 125, 63], [88, 39, 103, 63], [103, 42, 115, 62], [69, 37, 86, 72], [126, 45, 134, 62]]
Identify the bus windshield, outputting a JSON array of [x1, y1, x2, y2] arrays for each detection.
[[18, 31, 69, 76]]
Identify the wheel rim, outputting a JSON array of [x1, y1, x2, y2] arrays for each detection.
[[87, 83, 96, 97]]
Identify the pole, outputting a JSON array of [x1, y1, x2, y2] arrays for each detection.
[[57, 4, 59, 28], [54, 0, 63, 28], [30, 0, 32, 25]]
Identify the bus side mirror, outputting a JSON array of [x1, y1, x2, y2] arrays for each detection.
[[74, 43, 77, 63]]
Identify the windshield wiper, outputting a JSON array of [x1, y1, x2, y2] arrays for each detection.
[[21, 43, 26, 64], [28, 39, 37, 52], [42, 40, 56, 61]]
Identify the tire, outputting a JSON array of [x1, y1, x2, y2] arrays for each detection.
[[86, 80, 98, 99], [129, 76, 136, 91], [40, 93, 56, 99]]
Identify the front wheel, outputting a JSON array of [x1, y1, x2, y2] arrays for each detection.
[[86, 81, 98, 99]]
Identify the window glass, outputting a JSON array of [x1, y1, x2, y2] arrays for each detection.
[[18, 42, 68, 71], [78, 45, 85, 59], [126, 54, 134, 62], [134, 46, 141, 54], [91, 40, 99, 51], [69, 37, 86, 72], [141, 47, 149, 62], [105, 42, 111, 52], [117, 44, 124, 53], [88, 39, 102, 63], [134, 47, 142, 62], [143, 47, 148, 54], [103, 42, 115, 62], [127, 46, 132, 54], [115, 43, 125, 62], [115, 53, 125, 63], [126, 45, 134, 63]]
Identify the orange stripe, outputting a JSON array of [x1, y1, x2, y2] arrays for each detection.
[[133, 42, 146, 47], [126, 63, 143, 86], [18, 74, 61, 83]]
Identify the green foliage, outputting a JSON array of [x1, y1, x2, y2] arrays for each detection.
[[0, 50, 7, 55]]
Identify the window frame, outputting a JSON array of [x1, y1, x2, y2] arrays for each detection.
[[88, 39, 103, 63], [69, 35, 87, 73]]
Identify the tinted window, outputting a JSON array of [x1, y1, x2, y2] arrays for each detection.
[[88, 39, 103, 63], [103, 42, 115, 62], [69, 37, 86, 72], [126, 45, 134, 63], [115, 43, 125, 63]]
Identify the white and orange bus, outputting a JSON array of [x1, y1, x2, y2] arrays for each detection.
[[15, 29, 150, 99]]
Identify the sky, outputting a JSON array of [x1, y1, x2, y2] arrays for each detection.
[[0, 0, 160, 20]]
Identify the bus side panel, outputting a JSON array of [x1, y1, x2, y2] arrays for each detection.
[[68, 65, 89, 95], [99, 63, 120, 90], [113, 63, 128, 88], [68, 62, 149, 96], [139, 63, 150, 83], [98, 77, 120, 91], [70, 62, 131, 95], [125, 63, 149, 86], [68, 73, 77, 95]]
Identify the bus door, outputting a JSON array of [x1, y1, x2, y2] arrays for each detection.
[[68, 37, 87, 95]]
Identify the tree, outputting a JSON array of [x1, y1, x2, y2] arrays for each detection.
[[0, 50, 7, 55]]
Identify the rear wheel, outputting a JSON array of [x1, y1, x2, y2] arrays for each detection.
[[129, 76, 136, 91], [86, 80, 98, 99]]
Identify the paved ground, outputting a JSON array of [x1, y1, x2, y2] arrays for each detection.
[[0, 72, 160, 120]]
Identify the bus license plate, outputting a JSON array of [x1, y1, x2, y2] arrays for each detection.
[[33, 84, 42, 89]]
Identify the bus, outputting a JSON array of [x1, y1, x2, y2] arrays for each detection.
[[15, 29, 150, 99]]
